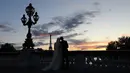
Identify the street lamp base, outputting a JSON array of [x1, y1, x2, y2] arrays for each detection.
[[23, 38, 34, 50]]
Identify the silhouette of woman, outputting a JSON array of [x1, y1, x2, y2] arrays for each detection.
[[42, 38, 63, 71]]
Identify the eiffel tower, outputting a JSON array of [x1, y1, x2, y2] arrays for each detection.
[[49, 34, 52, 50]]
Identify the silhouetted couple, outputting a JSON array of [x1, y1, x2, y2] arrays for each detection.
[[42, 36, 69, 71]]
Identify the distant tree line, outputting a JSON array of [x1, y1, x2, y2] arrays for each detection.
[[0, 43, 16, 52], [1, 36, 130, 52], [0, 43, 44, 52], [107, 36, 130, 51]]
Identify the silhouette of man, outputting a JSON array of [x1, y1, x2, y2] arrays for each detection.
[[60, 36, 69, 69]]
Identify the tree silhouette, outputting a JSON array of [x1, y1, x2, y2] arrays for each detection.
[[118, 36, 130, 50], [107, 41, 119, 50], [107, 36, 130, 51], [0, 43, 16, 52]]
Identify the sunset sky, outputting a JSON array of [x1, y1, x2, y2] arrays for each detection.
[[0, 0, 130, 51]]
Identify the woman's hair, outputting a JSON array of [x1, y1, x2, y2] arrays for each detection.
[[56, 38, 60, 42], [54, 38, 60, 50]]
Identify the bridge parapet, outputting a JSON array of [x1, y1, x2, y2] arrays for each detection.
[[65, 51, 130, 69], [0, 51, 130, 69]]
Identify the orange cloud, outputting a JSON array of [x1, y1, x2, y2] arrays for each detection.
[[39, 34, 50, 36], [69, 45, 107, 51], [35, 41, 109, 51], [121, 34, 130, 37], [68, 41, 109, 51], [80, 41, 109, 45]]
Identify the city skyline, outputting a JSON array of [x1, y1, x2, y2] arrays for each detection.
[[0, 0, 130, 50]]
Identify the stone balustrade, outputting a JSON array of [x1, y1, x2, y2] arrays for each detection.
[[0, 51, 130, 70]]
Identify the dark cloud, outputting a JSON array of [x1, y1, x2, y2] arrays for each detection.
[[63, 33, 82, 38], [32, 29, 64, 40], [32, 25, 63, 37], [68, 39, 86, 45], [53, 11, 99, 31], [86, 22, 92, 24], [32, 10, 100, 40], [51, 30, 64, 35], [34, 42, 48, 47], [32, 26, 48, 36], [93, 2, 100, 6], [95, 45, 107, 49], [32, 30, 40, 36], [84, 30, 88, 32], [33, 36, 47, 40], [0, 23, 15, 32]]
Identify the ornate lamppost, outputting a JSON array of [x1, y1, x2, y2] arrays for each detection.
[[21, 3, 39, 50]]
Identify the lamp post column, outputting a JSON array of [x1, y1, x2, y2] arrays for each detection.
[[21, 3, 39, 50]]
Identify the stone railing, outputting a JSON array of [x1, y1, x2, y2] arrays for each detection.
[[0, 51, 130, 70], [33, 51, 129, 70], [66, 51, 130, 69]]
